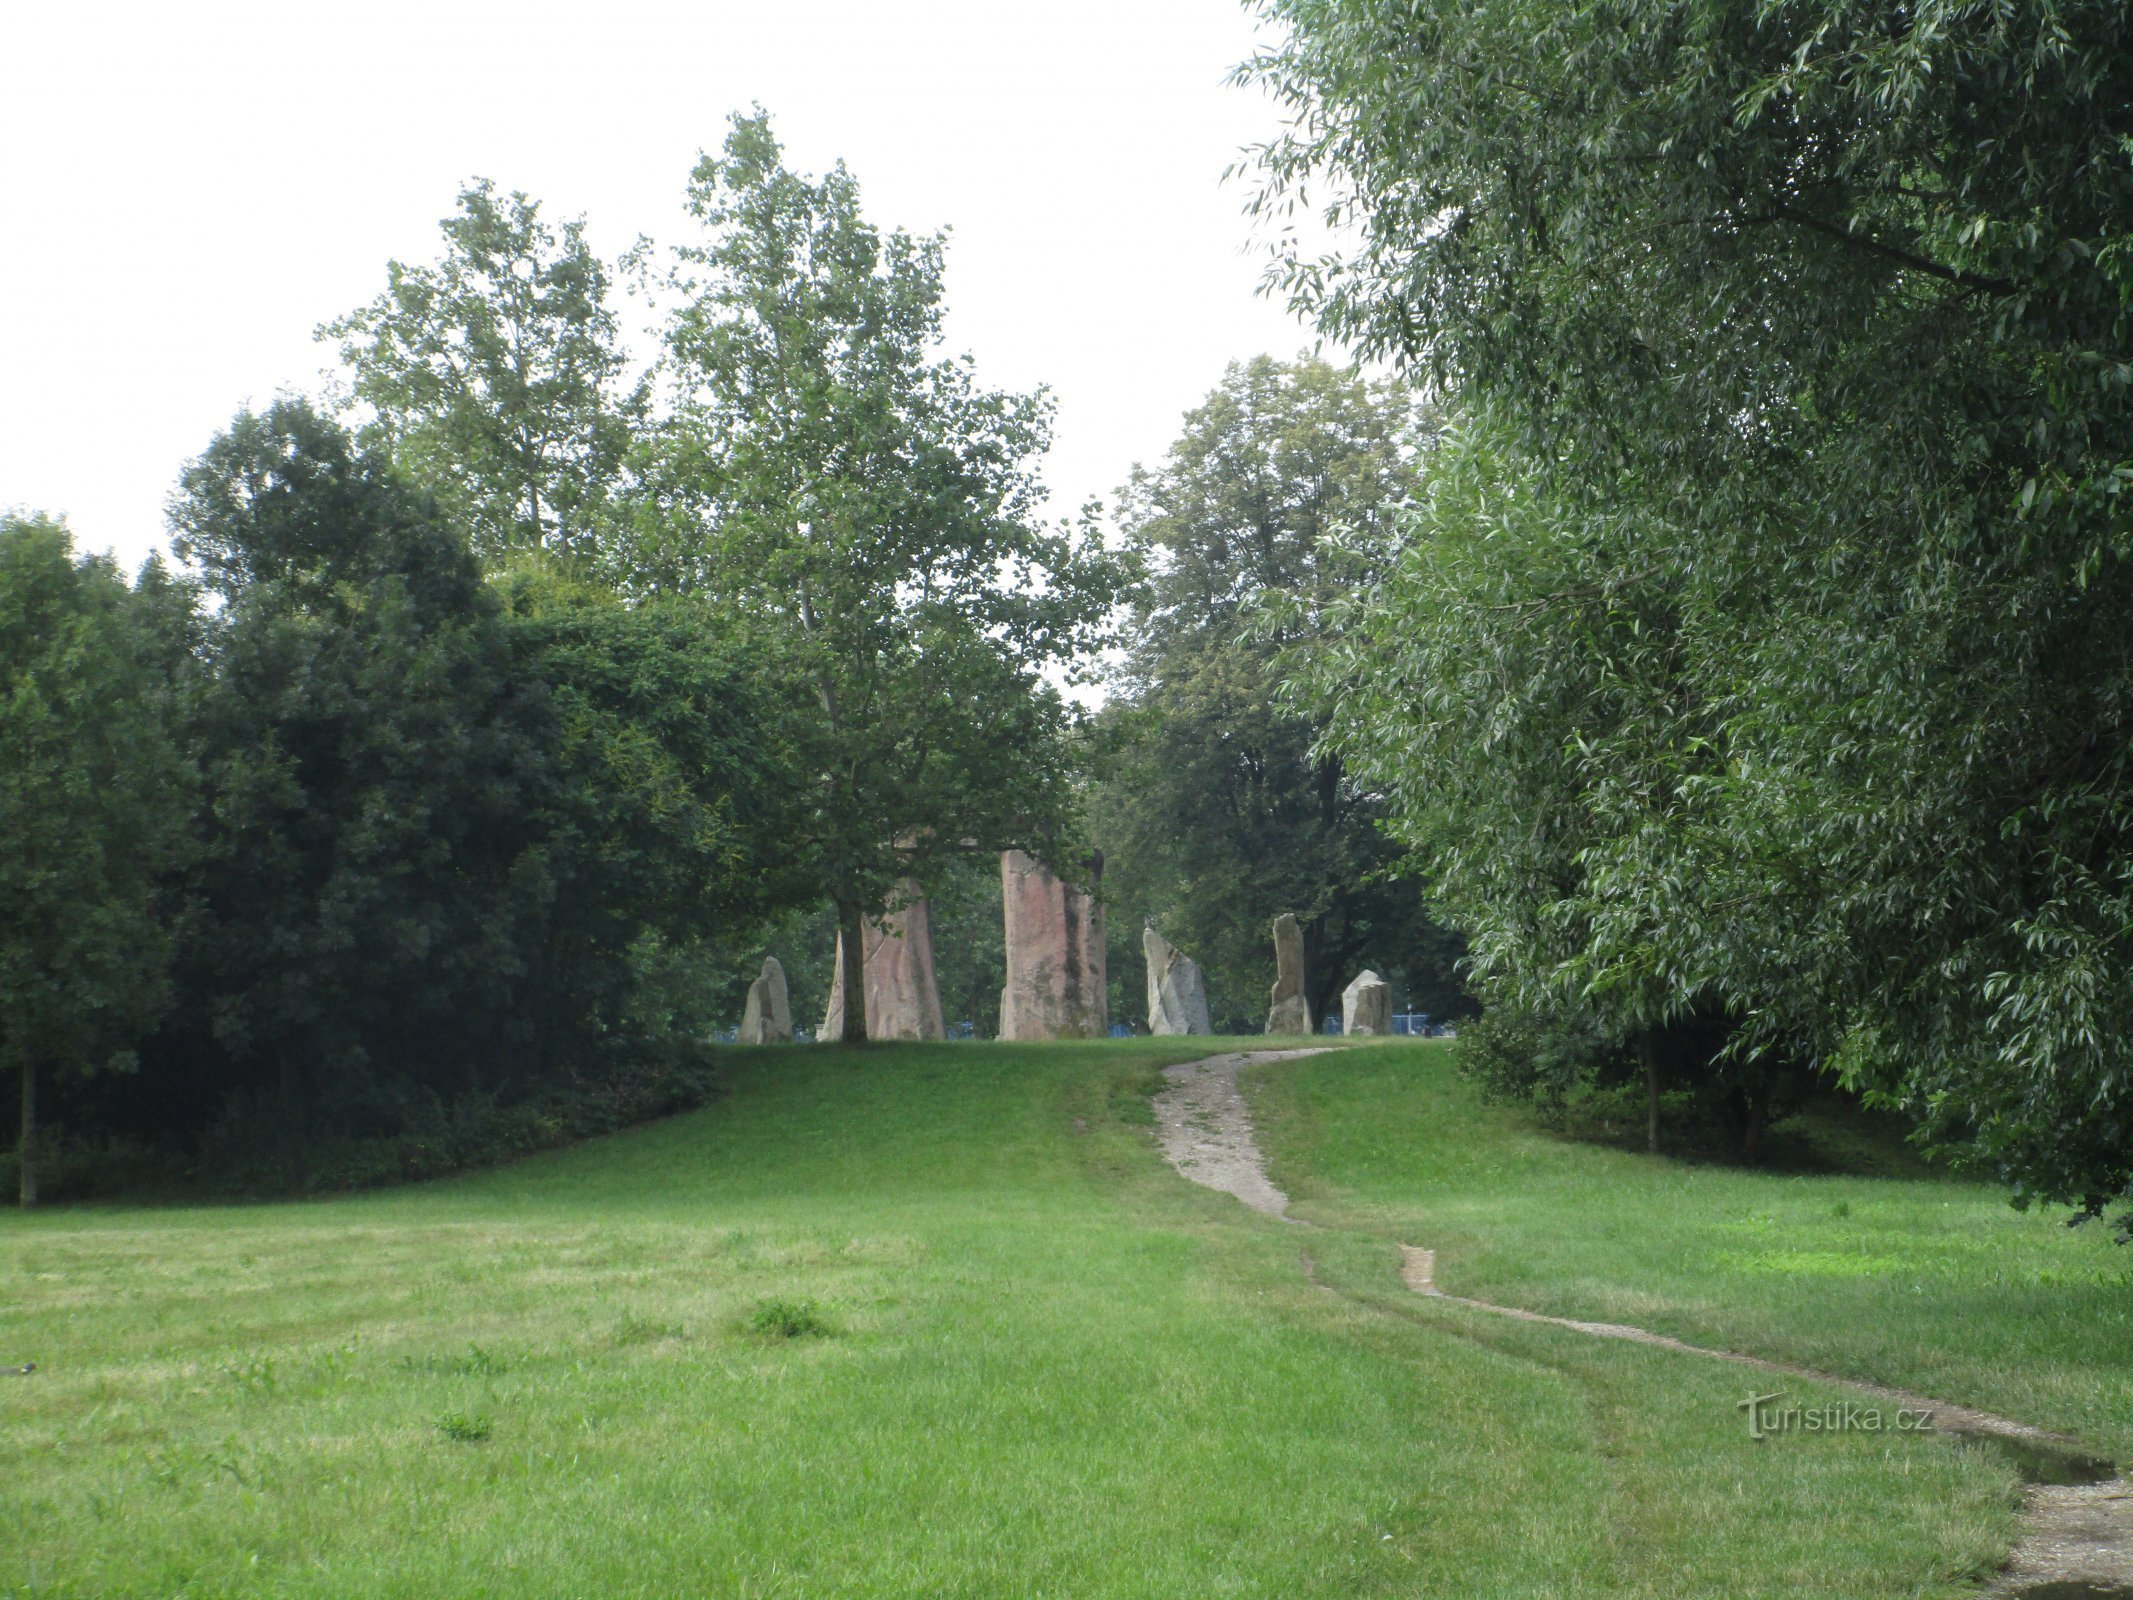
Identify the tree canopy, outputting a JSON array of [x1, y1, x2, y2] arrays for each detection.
[[0, 517, 195, 1204], [108, 401, 794, 1188], [321, 180, 644, 567], [1093, 355, 1468, 1030], [1249, 0, 2133, 1209], [633, 112, 1130, 1039]]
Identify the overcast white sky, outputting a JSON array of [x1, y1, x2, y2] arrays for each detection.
[[1, 0, 1330, 573]]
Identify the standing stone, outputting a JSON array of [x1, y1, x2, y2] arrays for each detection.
[[1143, 927, 1212, 1036], [819, 888, 946, 1042], [1341, 969, 1392, 1037], [737, 956, 793, 1045], [1265, 912, 1312, 1035], [998, 849, 1107, 1040]]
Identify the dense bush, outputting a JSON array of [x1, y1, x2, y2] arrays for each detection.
[[194, 1045, 721, 1196]]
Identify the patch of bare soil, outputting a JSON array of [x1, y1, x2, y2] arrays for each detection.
[[1153, 1051, 2133, 1600], [1151, 1049, 1330, 1220]]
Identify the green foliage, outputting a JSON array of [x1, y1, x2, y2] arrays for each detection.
[[926, 854, 1006, 1037], [166, 401, 563, 1109], [433, 1410, 493, 1444], [321, 180, 645, 566], [131, 401, 782, 1179], [1455, 1004, 1623, 1118], [496, 569, 810, 1054], [194, 1046, 720, 1196], [1248, 1, 2133, 1215], [1090, 356, 1468, 1030], [744, 1296, 830, 1339], [0, 515, 196, 1203], [631, 113, 1131, 1030]]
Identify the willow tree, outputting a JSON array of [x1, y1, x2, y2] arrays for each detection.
[[1250, 1, 2133, 1209], [635, 113, 1127, 1041]]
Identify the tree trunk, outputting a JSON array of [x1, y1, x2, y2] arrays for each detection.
[[837, 893, 871, 1046], [1640, 1036, 1660, 1156], [19, 1063, 36, 1209]]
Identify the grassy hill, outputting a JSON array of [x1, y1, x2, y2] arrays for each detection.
[[4, 1039, 2127, 1597]]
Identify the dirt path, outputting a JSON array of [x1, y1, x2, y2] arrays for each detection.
[[1152, 1049, 2133, 1600], [1152, 1048, 1331, 1219]]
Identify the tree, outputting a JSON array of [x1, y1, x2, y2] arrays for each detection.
[[0, 516, 195, 1205], [494, 567, 811, 1065], [321, 180, 644, 567], [1091, 356, 1468, 1030], [632, 112, 1129, 1040], [162, 401, 792, 1149], [1246, 2, 2133, 1207], [166, 401, 558, 1114], [1283, 428, 1802, 1157]]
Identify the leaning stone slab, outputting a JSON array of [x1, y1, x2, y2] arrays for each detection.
[[1144, 927, 1211, 1036], [998, 849, 1107, 1040], [819, 887, 946, 1042], [737, 956, 793, 1044], [1341, 969, 1392, 1037], [1265, 912, 1312, 1036]]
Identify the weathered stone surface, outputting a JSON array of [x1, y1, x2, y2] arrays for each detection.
[[1341, 969, 1392, 1037], [998, 849, 1107, 1040], [737, 956, 792, 1045], [1143, 927, 1211, 1036], [1265, 912, 1312, 1035], [819, 889, 946, 1042]]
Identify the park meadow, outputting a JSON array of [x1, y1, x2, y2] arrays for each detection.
[[9, 1039, 2129, 1598], [9, 3, 2133, 1596]]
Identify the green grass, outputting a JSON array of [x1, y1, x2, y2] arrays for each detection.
[[1248, 1041, 2133, 1457], [2, 1036, 2118, 1597]]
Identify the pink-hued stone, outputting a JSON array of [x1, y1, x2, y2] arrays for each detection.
[[819, 887, 946, 1042], [998, 849, 1107, 1040]]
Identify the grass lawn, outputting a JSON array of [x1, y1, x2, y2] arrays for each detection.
[[1247, 1043, 2133, 1460], [4, 1037, 2119, 1597]]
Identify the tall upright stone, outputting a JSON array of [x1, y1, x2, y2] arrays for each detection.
[[998, 849, 1107, 1040], [1143, 926, 1212, 1036], [1341, 969, 1392, 1037], [738, 956, 793, 1045], [1265, 911, 1312, 1035], [819, 888, 946, 1042]]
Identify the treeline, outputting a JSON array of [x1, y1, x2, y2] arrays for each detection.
[[2, 114, 1126, 1202], [1247, 0, 2133, 1222], [4, 424, 792, 1200]]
